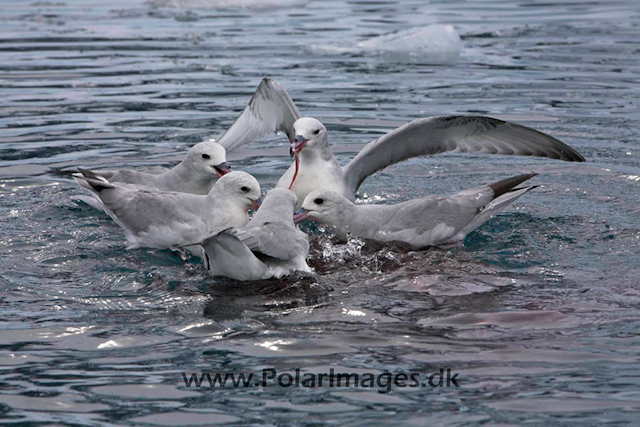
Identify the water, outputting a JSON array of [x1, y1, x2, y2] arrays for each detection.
[[1, 0, 640, 425]]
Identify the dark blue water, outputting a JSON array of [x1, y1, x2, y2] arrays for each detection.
[[1, 0, 640, 425]]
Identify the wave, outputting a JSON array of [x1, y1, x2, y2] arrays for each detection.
[[146, 0, 309, 10]]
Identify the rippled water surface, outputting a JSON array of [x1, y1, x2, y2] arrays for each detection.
[[1, 0, 640, 425]]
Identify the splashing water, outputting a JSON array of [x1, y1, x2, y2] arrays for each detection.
[[1, 0, 640, 425]]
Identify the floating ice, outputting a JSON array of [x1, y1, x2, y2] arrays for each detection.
[[146, 0, 309, 10], [309, 25, 462, 63]]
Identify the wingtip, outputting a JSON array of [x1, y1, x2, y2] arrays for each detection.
[[571, 151, 586, 162], [75, 167, 113, 191], [489, 173, 538, 199], [263, 77, 283, 90], [76, 167, 102, 180], [76, 166, 91, 176], [557, 147, 585, 162]]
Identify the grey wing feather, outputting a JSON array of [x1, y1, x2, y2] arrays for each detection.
[[201, 232, 267, 280], [235, 224, 308, 261], [98, 189, 199, 235], [382, 191, 489, 234], [216, 78, 302, 152], [457, 185, 536, 238], [343, 116, 585, 193], [108, 169, 158, 187], [381, 197, 458, 233]]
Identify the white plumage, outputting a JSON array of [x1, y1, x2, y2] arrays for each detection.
[[200, 188, 311, 280]]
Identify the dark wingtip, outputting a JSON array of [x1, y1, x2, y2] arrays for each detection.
[[76, 166, 91, 175], [494, 117, 585, 162], [566, 150, 586, 162], [76, 167, 112, 192], [555, 144, 585, 162], [76, 167, 101, 180], [489, 173, 538, 199], [261, 77, 277, 88]]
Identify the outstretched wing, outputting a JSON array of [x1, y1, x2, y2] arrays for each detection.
[[216, 78, 302, 152], [343, 116, 585, 193]]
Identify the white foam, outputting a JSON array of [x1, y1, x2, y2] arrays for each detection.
[[309, 25, 462, 63], [146, 0, 308, 10]]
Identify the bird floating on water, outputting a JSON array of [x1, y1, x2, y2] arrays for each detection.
[[296, 173, 539, 249], [200, 188, 310, 280], [74, 169, 260, 251]]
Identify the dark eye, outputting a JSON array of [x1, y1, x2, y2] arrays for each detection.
[[240, 186, 249, 193], [313, 129, 320, 135], [314, 198, 323, 205], [201, 154, 210, 159]]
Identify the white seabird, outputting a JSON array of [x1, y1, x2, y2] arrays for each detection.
[[74, 139, 231, 210], [200, 187, 310, 281], [73, 169, 260, 250], [296, 173, 539, 249], [215, 79, 584, 208]]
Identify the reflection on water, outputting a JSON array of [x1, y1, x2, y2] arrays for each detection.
[[1, 0, 640, 424]]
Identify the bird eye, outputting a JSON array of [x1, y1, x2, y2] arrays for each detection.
[[201, 154, 211, 159], [240, 186, 249, 193], [313, 129, 320, 135], [314, 198, 323, 205]]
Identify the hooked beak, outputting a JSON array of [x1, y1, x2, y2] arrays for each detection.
[[293, 208, 309, 223], [213, 162, 231, 178], [290, 135, 308, 158]]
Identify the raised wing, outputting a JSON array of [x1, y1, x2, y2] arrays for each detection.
[[216, 78, 302, 152], [343, 116, 585, 193]]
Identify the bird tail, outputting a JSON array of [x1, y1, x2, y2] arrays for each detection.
[[459, 180, 538, 238], [73, 167, 114, 193], [201, 231, 266, 280], [488, 172, 538, 199]]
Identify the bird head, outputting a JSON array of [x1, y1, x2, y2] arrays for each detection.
[[290, 117, 327, 158], [186, 140, 231, 178], [214, 171, 261, 210], [295, 189, 347, 223]]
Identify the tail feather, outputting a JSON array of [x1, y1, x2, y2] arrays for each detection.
[[458, 185, 537, 239], [74, 167, 114, 192], [488, 173, 538, 199]]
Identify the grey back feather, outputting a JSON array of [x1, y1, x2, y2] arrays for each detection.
[[235, 188, 308, 261]]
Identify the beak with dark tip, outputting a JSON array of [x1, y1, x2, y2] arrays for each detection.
[[213, 162, 231, 178], [293, 208, 309, 223], [291, 134, 308, 157]]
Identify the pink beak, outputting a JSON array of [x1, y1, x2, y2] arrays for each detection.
[[291, 135, 308, 158], [293, 208, 309, 223], [213, 162, 232, 178]]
